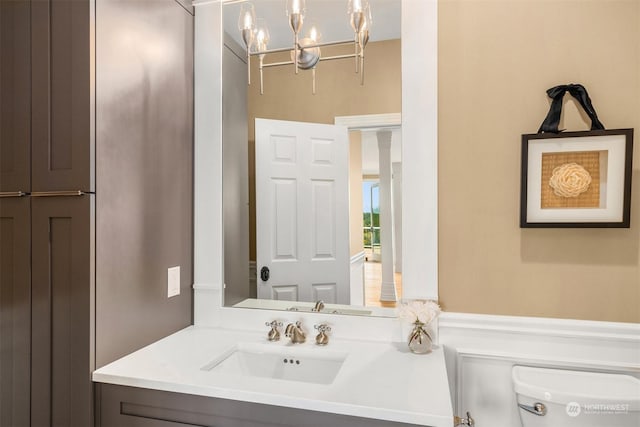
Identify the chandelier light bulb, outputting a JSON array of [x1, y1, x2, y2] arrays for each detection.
[[238, 2, 256, 32], [287, 0, 306, 16], [348, 0, 369, 14], [255, 19, 270, 51], [348, 0, 369, 34], [362, 3, 372, 31], [308, 24, 321, 43]]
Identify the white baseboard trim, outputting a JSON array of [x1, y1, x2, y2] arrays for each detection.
[[350, 251, 366, 265]]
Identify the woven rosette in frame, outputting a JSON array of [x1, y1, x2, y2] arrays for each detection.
[[520, 84, 634, 228]]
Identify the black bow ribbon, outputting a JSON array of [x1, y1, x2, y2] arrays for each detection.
[[538, 83, 605, 133]]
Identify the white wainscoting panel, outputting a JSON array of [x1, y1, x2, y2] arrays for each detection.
[[439, 313, 640, 427]]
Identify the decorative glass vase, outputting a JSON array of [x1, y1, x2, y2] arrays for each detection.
[[408, 321, 432, 354]]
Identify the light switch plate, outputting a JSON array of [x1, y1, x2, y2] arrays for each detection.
[[168, 266, 180, 298]]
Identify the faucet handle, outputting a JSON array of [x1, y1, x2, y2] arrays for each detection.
[[314, 323, 331, 346], [265, 320, 282, 341]]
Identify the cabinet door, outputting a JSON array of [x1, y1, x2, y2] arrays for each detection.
[[0, 0, 31, 192], [0, 196, 31, 427], [31, 195, 95, 427], [31, 0, 93, 192]]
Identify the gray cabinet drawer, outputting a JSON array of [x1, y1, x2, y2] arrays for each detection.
[[96, 383, 423, 427]]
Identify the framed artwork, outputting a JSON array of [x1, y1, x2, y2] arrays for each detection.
[[520, 129, 633, 228]]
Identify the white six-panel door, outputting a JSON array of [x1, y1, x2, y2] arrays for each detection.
[[255, 118, 350, 304]]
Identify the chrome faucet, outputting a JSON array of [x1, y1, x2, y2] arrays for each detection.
[[284, 321, 306, 344], [312, 300, 325, 312]]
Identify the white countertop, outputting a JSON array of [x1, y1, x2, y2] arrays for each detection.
[[92, 326, 453, 426]]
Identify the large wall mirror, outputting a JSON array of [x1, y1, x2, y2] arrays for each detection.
[[196, 0, 437, 320]]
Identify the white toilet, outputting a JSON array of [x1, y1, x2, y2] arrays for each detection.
[[512, 366, 640, 427]]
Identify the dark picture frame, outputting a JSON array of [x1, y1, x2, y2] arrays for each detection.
[[520, 129, 634, 228]]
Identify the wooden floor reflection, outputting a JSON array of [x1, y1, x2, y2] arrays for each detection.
[[364, 261, 403, 308]]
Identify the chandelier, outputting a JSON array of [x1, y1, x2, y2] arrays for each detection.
[[238, 0, 372, 95]]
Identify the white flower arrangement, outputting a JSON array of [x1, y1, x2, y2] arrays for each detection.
[[397, 300, 441, 325]]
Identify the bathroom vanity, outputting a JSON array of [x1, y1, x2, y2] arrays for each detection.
[[93, 326, 453, 427], [93, 1, 447, 426]]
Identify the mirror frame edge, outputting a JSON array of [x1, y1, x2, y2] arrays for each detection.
[[193, 0, 438, 327]]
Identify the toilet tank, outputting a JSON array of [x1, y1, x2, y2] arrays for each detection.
[[512, 366, 640, 427]]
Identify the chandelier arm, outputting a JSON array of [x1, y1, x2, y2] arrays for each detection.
[[318, 53, 358, 62], [261, 52, 360, 71], [294, 33, 299, 73], [259, 55, 265, 95], [262, 60, 295, 68], [354, 33, 359, 73], [247, 51, 251, 85], [250, 39, 355, 57], [312, 68, 316, 95]]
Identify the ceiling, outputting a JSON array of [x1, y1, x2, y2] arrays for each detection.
[[224, 0, 401, 51]]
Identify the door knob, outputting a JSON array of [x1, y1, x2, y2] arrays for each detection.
[[260, 266, 270, 282]]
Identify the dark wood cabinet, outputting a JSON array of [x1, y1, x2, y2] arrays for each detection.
[[0, 197, 31, 427], [96, 384, 423, 427], [2, 0, 94, 424], [1, 195, 95, 427], [1, 2, 32, 425], [1, 1, 194, 425], [31, 195, 94, 427], [0, 0, 31, 192], [31, 0, 93, 192], [1, 0, 92, 193]]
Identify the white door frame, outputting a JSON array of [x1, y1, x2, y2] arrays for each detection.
[[335, 113, 402, 303]]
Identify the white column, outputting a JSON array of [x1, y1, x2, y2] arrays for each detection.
[[377, 130, 397, 302], [392, 161, 403, 274]]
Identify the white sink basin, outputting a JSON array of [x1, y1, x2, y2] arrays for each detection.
[[201, 343, 347, 385]]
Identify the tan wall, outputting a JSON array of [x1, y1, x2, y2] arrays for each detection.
[[349, 131, 364, 257], [247, 39, 401, 260], [438, 0, 640, 323], [247, 39, 401, 139]]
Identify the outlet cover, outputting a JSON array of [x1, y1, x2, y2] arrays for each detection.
[[168, 266, 180, 298]]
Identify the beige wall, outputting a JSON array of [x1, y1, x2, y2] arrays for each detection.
[[247, 39, 401, 140], [247, 39, 401, 260], [349, 131, 364, 257], [438, 0, 640, 323]]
